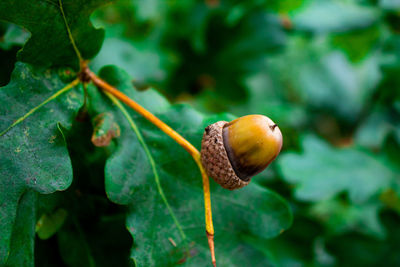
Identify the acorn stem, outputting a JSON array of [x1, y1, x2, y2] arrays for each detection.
[[207, 231, 217, 267], [86, 69, 216, 266]]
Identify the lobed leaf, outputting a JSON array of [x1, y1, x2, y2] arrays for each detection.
[[86, 65, 292, 266], [266, 37, 382, 121], [0, 0, 112, 69], [0, 62, 82, 264], [5, 191, 36, 267], [291, 1, 379, 33], [277, 135, 396, 203], [309, 198, 385, 238]]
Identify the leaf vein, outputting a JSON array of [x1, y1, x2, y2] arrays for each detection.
[[0, 79, 79, 137], [105, 93, 187, 242]]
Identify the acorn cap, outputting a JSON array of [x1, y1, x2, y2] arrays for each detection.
[[201, 121, 249, 190]]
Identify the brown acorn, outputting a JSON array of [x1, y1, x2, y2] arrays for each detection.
[[200, 115, 283, 190]]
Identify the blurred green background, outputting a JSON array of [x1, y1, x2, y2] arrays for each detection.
[[1, 0, 400, 265]]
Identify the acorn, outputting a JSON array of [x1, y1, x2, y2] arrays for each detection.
[[200, 115, 283, 190]]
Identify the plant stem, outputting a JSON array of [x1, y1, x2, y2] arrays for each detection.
[[105, 92, 187, 241], [59, 0, 83, 64], [85, 69, 216, 267], [58, 6, 217, 262]]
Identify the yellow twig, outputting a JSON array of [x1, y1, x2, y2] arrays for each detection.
[[85, 69, 216, 266], [57, 3, 216, 263], [105, 92, 187, 241]]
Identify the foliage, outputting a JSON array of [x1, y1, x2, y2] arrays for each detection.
[[1, 0, 400, 266]]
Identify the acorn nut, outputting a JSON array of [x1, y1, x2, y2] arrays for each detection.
[[200, 115, 283, 190]]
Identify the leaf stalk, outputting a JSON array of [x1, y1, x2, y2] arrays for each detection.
[[84, 68, 216, 266], [59, 2, 217, 264]]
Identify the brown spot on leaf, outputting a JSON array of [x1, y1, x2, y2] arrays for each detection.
[[280, 14, 293, 30], [49, 135, 57, 144], [91, 129, 120, 147], [206, 0, 219, 8], [91, 113, 120, 147], [177, 254, 188, 265]]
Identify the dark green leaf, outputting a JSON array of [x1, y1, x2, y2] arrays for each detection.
[[277, 135, 395, 203], [36, 208, 68, 240], [91, 37, 175, 87], [87, 65, 292, 266], [0, 63, 82, 264], [0, 0, 112, 69], [309, 198, 385, 238], [267, 37, 381, 120], [0, 22, 30, 50], [356, 109, 400, 148], [5, 190, 36, 267], [380, 0, 400, 10], [291, 1, 379, 33]]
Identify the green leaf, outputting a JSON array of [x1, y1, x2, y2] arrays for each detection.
[[91, 37, 175, 86], [309, 198, 385, 238], [0, 63, 82, 264], [380, 0, 400, 10], [132, 0, 167, 22], [0, 22, 30, 50], [166, 10, 286, 103], [47, 118, 132, 267], [57, 220, 96, 267], [267, 37, 381, 120], [330, 26, 381, 63], [0, 0, 112, 69], [36, 208, 68, 240], [5, 190, 36, 267], [87, 65, 292, 266], [291, 0, 379, 33], [232, 71, 308, 129], [356, 109, 400, 148], [277, 135, 395, 203]]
